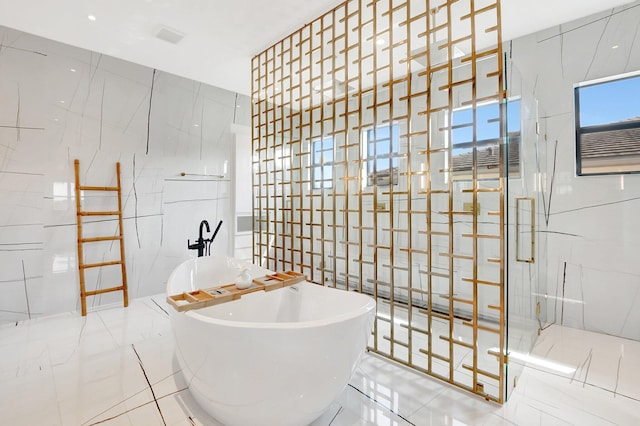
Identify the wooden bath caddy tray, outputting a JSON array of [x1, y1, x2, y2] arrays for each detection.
[[167, 271, 306, 312]]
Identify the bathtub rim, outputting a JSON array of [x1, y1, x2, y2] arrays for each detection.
[[167, 258, 376, 330]]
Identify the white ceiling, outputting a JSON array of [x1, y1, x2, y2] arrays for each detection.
[[0, 0, 634, 96]]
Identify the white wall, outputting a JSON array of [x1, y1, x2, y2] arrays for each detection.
[[509, 1, 640, 340], [232, 125, 253, 261], [0, 25, 251, 323]]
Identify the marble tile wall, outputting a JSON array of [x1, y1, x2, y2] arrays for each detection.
[[509, 1, 640, 340], [0, 25, 251, 323]]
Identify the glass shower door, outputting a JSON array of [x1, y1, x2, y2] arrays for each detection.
[[504, 58, 548, 399]]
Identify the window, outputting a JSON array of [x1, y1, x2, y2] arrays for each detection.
[[364, 125, 400, 186], [451, 99, 520, 178], [311, 138, 333, 189], [575, 72, 640, 175]]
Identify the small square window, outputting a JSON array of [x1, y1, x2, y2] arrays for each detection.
[[575, 72, 640, 175], [364, 125, 400, 186], [311, 137, 333, 189], [451, 100, 520, 179]]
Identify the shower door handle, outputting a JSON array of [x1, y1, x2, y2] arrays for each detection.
[[515, 197, 535, 263]]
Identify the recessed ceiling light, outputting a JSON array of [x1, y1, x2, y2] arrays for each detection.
[[612, 45, 619, 49], [376, 38, 386, 46], [70, 68, 77, 72], [193, 124, 200, 127], [88, 15, 96, 21], [59, 100, 65, 104]]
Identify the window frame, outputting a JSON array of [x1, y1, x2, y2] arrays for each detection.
[[311, 137, 334, 190], [450, 98, 521, 180], [363, 124, 400, 187], [574, 71, 640, 176]]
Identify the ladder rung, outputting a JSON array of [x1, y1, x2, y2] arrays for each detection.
[[79, 211, 121, 216], [80, 236, 122, 243], [80, 260, 122, 269], [85, 285, 125, 296], [78, 185, 119, 191]]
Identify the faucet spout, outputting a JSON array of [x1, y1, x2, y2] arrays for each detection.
[[187, 220, 211, 257], [188, 219, 221, 257], [199, 220, 210, 240]]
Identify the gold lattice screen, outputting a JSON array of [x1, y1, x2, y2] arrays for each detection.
[[252, 0, 506, 402]]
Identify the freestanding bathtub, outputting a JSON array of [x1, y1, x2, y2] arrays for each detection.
[[166, 256, 375, 426]]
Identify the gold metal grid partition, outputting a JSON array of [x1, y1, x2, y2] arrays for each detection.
[[252, 0, 506, 402]]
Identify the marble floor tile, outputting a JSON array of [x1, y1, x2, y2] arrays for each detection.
[[312, 383, 414, 426], [51, 344, 158, 425], [125, 335, 185, 399], [155, 388, 222, 426], [0, 366, 62, 425], [1, 296, 639, 426], [527, 324, 640, 401], [91, 296, 172, 348]]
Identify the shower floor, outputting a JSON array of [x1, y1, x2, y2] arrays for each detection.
[[0, 295, 638, 425]]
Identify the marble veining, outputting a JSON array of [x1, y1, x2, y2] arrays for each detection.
[[1, 296, 638, 425], [510, 0, 640, 340], [0, 25, 249, 323]]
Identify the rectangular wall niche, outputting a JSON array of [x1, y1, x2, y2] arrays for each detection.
[[252, 0, 507, 402]]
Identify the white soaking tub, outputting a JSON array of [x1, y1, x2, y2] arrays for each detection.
[[166, 256, 375, 426]]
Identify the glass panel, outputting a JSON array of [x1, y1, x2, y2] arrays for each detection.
[[576, 73, 640, 175], [504, 56, 547, 401], [452, 100, 521, 179], [578, 74, 640, 126], [365, 125, 399, 186]]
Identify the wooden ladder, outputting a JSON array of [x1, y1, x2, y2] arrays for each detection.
[[74, 159, 129, 316]]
